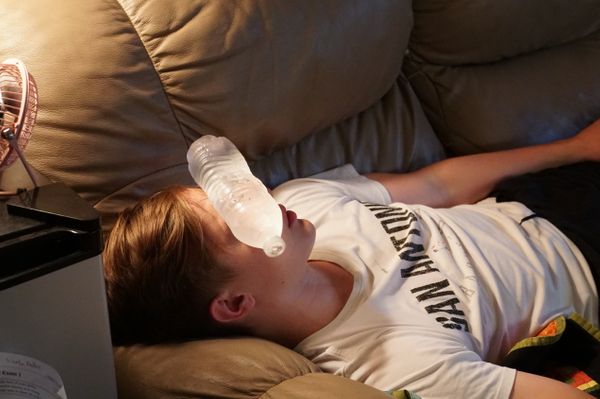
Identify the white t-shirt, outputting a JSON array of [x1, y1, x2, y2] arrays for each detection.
[[272, 164, 598, 399]]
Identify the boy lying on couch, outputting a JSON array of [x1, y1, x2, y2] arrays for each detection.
[[104, 117, 600, 399]]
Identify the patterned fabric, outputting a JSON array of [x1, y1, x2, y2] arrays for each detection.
[[388, 389, 422, 399], [503, 313, 600, 397]]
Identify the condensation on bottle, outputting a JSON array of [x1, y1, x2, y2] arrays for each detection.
[[186, 135, 286, 257]]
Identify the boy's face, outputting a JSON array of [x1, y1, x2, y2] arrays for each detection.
[[183, 188, 317, 297]]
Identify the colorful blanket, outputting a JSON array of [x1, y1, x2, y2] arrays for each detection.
[[503, 313, 600, 397], [389, 389, 421, 399]]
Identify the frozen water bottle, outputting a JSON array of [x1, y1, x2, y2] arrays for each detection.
[[187, 135, 286, 257]]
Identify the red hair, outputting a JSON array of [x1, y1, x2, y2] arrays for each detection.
[[103, 186, 242, 345]]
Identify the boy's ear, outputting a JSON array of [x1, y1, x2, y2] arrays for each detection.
[[209, 291, 256, 324]]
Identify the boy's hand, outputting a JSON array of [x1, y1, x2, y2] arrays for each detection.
[[570, 117, 600, 162]]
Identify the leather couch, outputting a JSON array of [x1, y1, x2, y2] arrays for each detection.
[[2, 1, 600, 398]]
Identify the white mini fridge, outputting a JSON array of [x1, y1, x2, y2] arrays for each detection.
[[0, 183, 117, 399]]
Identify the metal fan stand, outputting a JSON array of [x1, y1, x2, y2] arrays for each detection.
[[1, 128, 39, 192]]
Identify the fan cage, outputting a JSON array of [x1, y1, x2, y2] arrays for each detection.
[[0, 59, 39, 171]]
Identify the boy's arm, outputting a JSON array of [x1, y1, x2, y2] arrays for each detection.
[[368, 117, 600, 207], [511, 371, 594, 399]]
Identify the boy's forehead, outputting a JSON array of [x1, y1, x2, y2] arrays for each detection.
[[188, 187, 207, 197], [181, 187, 208, 204], [182, 188, 237, 248], [182, 188, 220, 220]]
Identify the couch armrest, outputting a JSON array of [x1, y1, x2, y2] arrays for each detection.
[[114, 337, 388, 399]]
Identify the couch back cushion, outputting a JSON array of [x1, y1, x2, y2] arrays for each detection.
[[404, 0, 600, 154], [0, 0, 444, 232]]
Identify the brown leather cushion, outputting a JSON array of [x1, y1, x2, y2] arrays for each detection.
[[114, 337, 390, 399], [404, 0, 600, 154], [1, 0, 439, 234]]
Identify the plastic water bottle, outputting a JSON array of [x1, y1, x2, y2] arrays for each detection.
[[187, 135, 286, 257]]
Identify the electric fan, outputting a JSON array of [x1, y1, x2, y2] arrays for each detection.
[[0, 58, 39, 197]]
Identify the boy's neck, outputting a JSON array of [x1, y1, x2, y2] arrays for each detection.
[[261, 260, 353, 348]]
